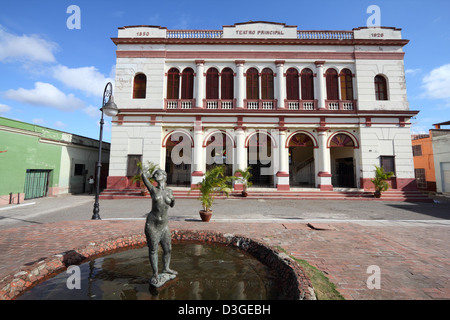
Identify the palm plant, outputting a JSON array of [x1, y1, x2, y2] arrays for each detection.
[[131, 161, 159, 193], [371, 165, 395, 198], [235, 166, 253, 196], [197, 165, 234, 213]]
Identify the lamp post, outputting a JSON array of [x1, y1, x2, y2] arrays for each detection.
[[92, 82, 119, 220]]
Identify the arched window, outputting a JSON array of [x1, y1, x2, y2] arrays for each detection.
[[330, 133, 355, 147], [286, 68, 299, 100], [261, 68, 274, 100], [325, 68, 339, 100], [167, 68, 180, 99], [221, 68, 234, 99], [246, 68, 259, 100], [206, 68, 219, 99], [340, 68, 354, 100], [301, 68, 314, 100], [374, 75, 388, 100], [133, 73, 146, 99], [181, 68, 194, 99]]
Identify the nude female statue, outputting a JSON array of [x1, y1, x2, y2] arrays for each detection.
[[142, 169, 177, 287]]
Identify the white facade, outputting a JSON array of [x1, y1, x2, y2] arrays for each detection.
[[107, 21, 418, 192]]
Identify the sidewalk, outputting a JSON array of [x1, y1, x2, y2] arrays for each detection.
[[0, 195, 449, 300]]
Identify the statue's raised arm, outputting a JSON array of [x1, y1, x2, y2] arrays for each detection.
[[142, 172, 155, 193]]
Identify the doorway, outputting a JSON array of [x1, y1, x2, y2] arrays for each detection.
[[24, 169, 51, 200]]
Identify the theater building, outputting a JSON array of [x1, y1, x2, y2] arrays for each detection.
[[106, 21, 418, 193]]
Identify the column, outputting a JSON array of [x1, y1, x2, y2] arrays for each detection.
[[195, 60, 205, 108], [235, 60, 245, 109], [276, 128, 290, 190], [275, 60, 285, 109], [317, 127, 332, 191], [191, 118, 204, 188], [315, 61, 326, 110], [233, 126, 246, 191]]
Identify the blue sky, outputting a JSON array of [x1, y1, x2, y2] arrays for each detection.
[[0, 0, 449, 142]]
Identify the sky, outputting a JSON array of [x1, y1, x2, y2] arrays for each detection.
[[0, 0, 449, 142]]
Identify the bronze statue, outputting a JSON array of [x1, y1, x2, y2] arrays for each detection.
[[142, 169, 177, 287]]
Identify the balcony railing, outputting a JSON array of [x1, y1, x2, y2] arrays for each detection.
[[244, 99, 277, 110], [165, 30, 354, 40], [285, 100, 317, 110], [167, 30, 223, 39], [165, 99, 194, 109], [204, 99, 236, 109], [297, 30, 354, 40], [325, 100, 356, 111]]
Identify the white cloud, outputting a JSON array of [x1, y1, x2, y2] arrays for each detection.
[[422, 64, 450, 100], [0, 103, 12, 114], [82, 105, 101, 118], [32, 118, 46, 125], [4, 82, 85, 111], [52, 65, 114, 97], [54, 121, 66, 129], [0, 25, 58, 63], [405, 68, 421, 76]]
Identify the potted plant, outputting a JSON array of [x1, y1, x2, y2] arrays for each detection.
[[197, 165, 234, 222], [371, 165, 395, 198], [235, 166, 253, 197], [132, 161, 159, 196]]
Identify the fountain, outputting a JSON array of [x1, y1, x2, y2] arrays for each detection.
[[6, 170, 315, 300]]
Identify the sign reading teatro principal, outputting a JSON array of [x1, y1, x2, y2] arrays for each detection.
[[222, 21, 298, 39]]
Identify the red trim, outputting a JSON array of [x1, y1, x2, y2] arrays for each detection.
[[192, 171, 204, 176], [276, 171, 290, 177], [162, 129, 194, 147], [318, 171, 332, 177], [286, 130, 318, 148], [319, 184, 333, 191], [276, 184, 290, 191], [327, 130, 359, 149], [361, 178, 417, 191], [112, 37, 409, 48]]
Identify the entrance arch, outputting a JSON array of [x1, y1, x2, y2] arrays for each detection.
[[328, 132, 358, 188], [287, 132, 316, 187], [204, 130, 234, 177], [163, 130, 193, 186], [246, 130, 275, 187]]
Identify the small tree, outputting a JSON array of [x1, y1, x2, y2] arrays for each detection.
[[198, 166, 234, 212], [131, 161, 159, 192], [235, 166, 253, 195], [371, 165, 395, 197]]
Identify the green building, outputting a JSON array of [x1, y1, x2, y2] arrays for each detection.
[[0, 117, 110, 205]]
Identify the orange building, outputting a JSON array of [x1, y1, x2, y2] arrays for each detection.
[[411, 133, 436, 191]]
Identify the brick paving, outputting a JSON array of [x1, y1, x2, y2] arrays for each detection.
[[0, 218, 449, 300]]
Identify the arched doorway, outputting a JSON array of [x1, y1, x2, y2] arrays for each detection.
[[247, 131, 274, 187], [329, 133, 357, 188], [164, 131, 192, 186], [205, 131, 234, 177], [288, 133, 315, 187]]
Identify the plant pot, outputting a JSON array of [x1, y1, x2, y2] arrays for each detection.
[[199, 210, 212, 222], [241, 191, 248, 197], [374, 190, 381, 198]]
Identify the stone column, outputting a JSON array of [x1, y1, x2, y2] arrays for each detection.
[[233, 126, 246, 191], [195, 60, 205, 108], [315, 61, 326, 110], [275, 60, 285, 109], [317, 127, 332, 191], [235, 60, 245, 109], [191, 118, 204, 188], [276, 128, 290, 190]]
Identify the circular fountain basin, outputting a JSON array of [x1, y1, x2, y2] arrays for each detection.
[[17, 242, 283, 300]]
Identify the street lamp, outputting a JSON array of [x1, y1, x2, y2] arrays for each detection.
[[92, 82, 119, 220]]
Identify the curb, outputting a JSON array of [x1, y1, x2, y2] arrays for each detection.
[[0, 230, 315, 300]]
